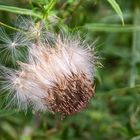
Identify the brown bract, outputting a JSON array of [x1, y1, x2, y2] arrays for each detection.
[[44, 72, 94, 116]]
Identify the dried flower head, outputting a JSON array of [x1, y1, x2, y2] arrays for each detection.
[[0, 19, 96, 116]]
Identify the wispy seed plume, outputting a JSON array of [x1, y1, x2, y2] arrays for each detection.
[[0, 19, 97, 116]]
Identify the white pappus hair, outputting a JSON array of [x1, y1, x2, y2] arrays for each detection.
[[0, 20, 96, 116]]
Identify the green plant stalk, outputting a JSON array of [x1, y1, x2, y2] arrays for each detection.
[[98, 84, 140, 97], [107, 0, 124, 25], [43, 0, 56, 20], [84, 23, 140, 32], [0, 5, 42, 18], [0, 22, 22, 32], [129, 8, 140, 87], [44, 0, 56, 12]]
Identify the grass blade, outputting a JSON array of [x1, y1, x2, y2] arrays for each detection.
[[0, 5, 42, 18], [84, 23, 140, 32], [107, 0, 124, 25], [98, 84, 140, 97], [129, 9, 140, 87]]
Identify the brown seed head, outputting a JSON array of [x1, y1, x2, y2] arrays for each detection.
[[44, 72, 94, 116]]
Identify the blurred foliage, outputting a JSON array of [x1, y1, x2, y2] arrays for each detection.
[[0, 0, 140, 140]]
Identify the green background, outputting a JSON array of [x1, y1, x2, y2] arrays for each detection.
[[0, 0, 140, 140]]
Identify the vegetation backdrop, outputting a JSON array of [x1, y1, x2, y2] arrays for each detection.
[[0, 0, 140, 140]]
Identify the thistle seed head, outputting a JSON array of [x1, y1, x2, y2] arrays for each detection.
[[45, 72, 94, 116], [0, 20, 97, 116]]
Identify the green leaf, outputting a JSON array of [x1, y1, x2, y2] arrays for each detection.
[[0, 5, 42, 18], [44, 0, 56, 12], [84, 23, 140, 32], [107, 0, 124, 25]]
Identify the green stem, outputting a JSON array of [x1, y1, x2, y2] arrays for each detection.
[[0, 22, 26, 34], [0, 22, 21, 32], [98, 84, 140, 97], [129, 8, 140, 87]]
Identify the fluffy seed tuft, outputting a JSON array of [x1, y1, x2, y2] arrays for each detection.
[[0, 20, 97, 116]]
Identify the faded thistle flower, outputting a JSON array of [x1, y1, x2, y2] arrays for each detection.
[[0, 18, 97, 116]]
